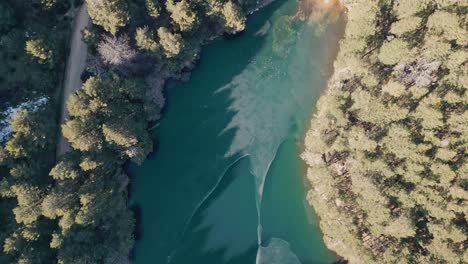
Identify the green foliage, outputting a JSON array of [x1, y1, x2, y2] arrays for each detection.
[[86, 0, 130, 35], [351, 88, 408, 124], [381, 80, 406, 97], [44, 150, 135, 263], [0, 0, 254, 262], [222, 1, 246, 32], [378, 38, 415, 65], [157, 27, 184, 58], [427, 10, 467, 44], [0, 0, 69, 98], [421, 35, 452, 61], [49, 153, 81, 180], [5, 106, 57, 159], [167, 0, 198, 32], [0, 100, 58, 261], [341, 2, 377, 54], [62, 118, 103, 152], [135, 26, 159, 53], [393, 0, 430, 19], [82, 27, 100, 48], [302, 0, 468, 263], [38, 0, 69, 10], [390, 16, 421, 36], [25, 38, 55, 66], [64, 73, 152, 162], [11, 184, 44, 224], [146, 0, 161, 19], [0, 1, 86, 263]]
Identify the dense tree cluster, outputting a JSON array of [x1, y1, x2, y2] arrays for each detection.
[[302, 0, 467, 263], [25, 37, 56, 66], [64, 73, 153, 163], [1, 0, 261, 262], [46, 0, 259, 261], [0, 104, 58, 263], [29, 73, 152, 262], [86, 0, 130, 35], [0, 0, 70, 105], [0, 74, 151, 263], [0, 1, 72, 263], [85, 0, 253, 63]]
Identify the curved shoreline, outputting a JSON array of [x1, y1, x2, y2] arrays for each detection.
[[301, 0, 467, 263]]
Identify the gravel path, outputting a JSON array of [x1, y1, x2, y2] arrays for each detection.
[[57, 4, 90, 157]]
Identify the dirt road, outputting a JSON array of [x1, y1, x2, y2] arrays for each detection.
[[57, 4, 90, 157]]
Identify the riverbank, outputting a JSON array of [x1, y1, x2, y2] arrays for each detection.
[[45, 1, 276, 262], [302, 0, 467, 263], [296, 0, 347, 262], [130, 0, 340, 262], [128, 0, 282, 260], [301, 0, 400, 262]]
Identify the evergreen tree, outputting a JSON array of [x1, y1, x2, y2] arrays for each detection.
[[167, 0, 198, 32], [25, 38, 55, 66], [157, 27, 184, 58], [302, 1, 468, 263], [86, 0, 130, 35]]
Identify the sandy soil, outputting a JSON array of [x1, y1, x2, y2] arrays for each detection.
[[56, 4, 90, 157], [297, 0, 345, 22]]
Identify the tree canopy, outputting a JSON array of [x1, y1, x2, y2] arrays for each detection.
[[64, 73, 153, 163], [86, 0, 130, 35], [0, 0, 259, 262], [302, 0, 468, 263]]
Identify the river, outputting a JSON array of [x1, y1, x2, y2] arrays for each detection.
[[131, 1, 340, 263]]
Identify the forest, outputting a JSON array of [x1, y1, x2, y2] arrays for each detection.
[[1, 0, 257, 263], [1, 0, 72, 263], [302, 0, 467, 263]]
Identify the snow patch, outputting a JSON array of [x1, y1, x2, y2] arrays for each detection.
[[0, 97, 48, 143]]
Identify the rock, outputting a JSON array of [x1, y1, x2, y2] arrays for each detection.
[[393, 60, 441, 87]]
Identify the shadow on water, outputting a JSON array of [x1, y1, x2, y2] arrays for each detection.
[[260, 138, 335, 264], [169, 156, 258, 264], [129, 1, 289, 263], [129, 0, 347, 262]]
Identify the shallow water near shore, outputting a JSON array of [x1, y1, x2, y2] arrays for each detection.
[[130, 1, 340, 263]]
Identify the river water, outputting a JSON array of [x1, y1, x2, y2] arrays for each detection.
[[131, 1, 339, 263]]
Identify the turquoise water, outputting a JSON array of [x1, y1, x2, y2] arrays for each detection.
[[131, 1, 337, 263]]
